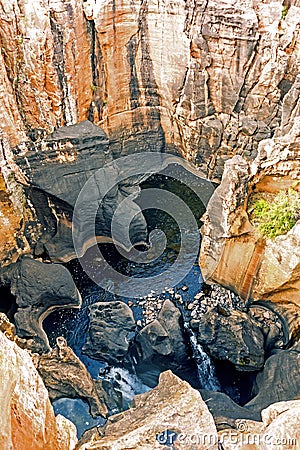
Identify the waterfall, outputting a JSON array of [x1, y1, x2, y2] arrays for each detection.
[[184, 323, 221, 391]]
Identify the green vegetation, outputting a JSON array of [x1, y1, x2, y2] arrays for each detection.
[[248, 188, 300, 239], [281, 5, 289, 20]]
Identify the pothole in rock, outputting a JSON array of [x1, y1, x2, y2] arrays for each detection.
[[42, 173, 263, 436]]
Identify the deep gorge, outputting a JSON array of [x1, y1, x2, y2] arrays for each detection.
[[0, 1, 300, 449]]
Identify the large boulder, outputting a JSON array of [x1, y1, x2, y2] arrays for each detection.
[[0, 330, 77, 450], [219, 399, 300, 450], [83, 301, 136, 365], [0, 256, 81, 352], [197, 307, 265, 371], [200, 390, 261, 429], [129, 299, 191, 387], [77, 371, 218, 450], [33, 337, 109, 418], [245, 343, 300, 413]]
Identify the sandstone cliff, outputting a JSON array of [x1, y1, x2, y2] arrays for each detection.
[[0, 0, 298, 281], [1, 0, 300, 171], [199, 125, 300, 309]]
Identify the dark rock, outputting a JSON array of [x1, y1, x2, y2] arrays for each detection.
[[34, 336, 109, 418], [200, 389, 261, 429], [248, 300, 300, 349], [197, 307, 265, 371], [0, 256, 81, 352], [129, 300, 191, 387], [83, 301, 136, 365], [245, 343, 300, 413], [14, 121, 148, 262]]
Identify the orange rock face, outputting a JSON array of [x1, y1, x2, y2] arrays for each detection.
[[0, 330, 77, 450], [0, 169, 21, 262], [0, 0, 95, 147]]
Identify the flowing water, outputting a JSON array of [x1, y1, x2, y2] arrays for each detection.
[[43, 171, 221, 434]]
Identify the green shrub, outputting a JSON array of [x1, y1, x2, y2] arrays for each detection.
[[281, 5, 289, 20], [248, 188, 300, 239]]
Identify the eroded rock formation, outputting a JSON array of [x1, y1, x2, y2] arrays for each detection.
[[83, 301, 136, 365], [0, 330, 77, 450], [0, 0, 299, 264], [200, 133, 300, 307], [129, 299, 191, 387], [34, 336, 109, 418], [197, 307, 265, 371], [0, 256, 81, 351]]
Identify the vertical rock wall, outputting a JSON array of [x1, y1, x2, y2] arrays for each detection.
[[0, 0, 299, 176]]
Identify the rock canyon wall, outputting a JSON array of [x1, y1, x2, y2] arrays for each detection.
[[0, 1, 300, 448], [0, 0, 299, 268]]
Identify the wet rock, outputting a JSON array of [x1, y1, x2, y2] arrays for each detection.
[[34, 336, 109, 418], [77, 371, 218, 450], [129, 300, 190, 387], [0, 330, 77, 450], [0, 256, 81, 352], [83, 301, 136, 365], [197, 307, 265, 371], [245, 343, 300, 413]]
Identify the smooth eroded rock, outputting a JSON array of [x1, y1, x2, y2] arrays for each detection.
[[245, 344, 300, 413]]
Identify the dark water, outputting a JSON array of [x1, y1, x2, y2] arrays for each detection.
[[44, 173, 206, 350], [43, 172, 217, 434]]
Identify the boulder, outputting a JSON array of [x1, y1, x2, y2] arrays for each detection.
[[197, 307, 265, 371], [129, 299, 191, 386], [0, 256, 81, 352], [0, 330, 77, 450], [245, 343, 300, 413], [77, 371, 218, 450], [83, 301, 136, 365], [200, 390, 261, 429], [33, 336, 109, 418], [218, 399, 300, 450]]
